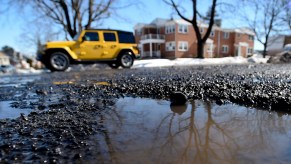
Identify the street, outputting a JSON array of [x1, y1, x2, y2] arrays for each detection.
[[0, 64, 291, 163]]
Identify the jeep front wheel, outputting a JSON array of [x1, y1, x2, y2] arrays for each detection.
[[49, 52, 70, 71], [119, 52, 134, 68]]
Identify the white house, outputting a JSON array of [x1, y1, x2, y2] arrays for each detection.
[[0, 52, 10, 66], [267, 35, 291, 56]]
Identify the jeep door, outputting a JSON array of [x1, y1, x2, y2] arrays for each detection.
[[77, 31, 103, 60], [100, 31, 119, 59]]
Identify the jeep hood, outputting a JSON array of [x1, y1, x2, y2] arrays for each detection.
[[46, 41, 76, 48]]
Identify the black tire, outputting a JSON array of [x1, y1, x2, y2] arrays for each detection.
[[118, 52, 134, 68], [48, 52, 70, 71], [108, 62, 120, 69]]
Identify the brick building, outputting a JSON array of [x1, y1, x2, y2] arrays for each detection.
[[134, 18, 255, 59]]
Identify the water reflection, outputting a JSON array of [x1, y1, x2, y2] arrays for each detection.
[[0, 101, 32, 119], [97, 97, 291, 163]]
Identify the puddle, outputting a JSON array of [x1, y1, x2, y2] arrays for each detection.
[[0, 101, 32, 119], [96, 97, 291, 163]]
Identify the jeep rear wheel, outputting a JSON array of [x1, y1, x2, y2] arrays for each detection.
[[119, 52, 134, 68], [49, 52, 70, 71]]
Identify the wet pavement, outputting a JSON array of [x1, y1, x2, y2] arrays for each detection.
[[0, 64, 291, 163]]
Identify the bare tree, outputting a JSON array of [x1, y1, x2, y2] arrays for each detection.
[[282, 0, 291, 29], [27, 0, 113, 38], [9, 0, 133, 39], [164, 0, 218, 58], [2, 0, 140, 55], [17, 19, 62, 55], [239, 0, 287, 58]]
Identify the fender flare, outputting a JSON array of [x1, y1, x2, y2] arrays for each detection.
[[45, 47, 78, 60]]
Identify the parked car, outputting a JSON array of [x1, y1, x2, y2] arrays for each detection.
[[37, 29, 140, 71]]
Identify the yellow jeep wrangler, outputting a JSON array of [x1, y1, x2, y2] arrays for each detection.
[[37, 29, 139, 71]]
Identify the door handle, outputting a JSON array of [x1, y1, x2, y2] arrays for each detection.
[[94, 45, 103, 49]]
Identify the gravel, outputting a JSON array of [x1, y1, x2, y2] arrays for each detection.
[[0, 63, 290, 162]]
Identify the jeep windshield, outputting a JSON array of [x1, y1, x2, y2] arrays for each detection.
[[73, 33, 81, 41]]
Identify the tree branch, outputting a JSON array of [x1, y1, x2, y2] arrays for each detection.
[[202, 0, 217, 42], [166, 0, 192, 23]]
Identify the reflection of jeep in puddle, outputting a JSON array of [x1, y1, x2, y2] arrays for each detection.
[[37, 29, 140, 71]]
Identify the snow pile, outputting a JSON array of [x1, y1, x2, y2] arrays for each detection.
[[15, 68, 46, 74], [248, 54, 270, 64], [133, 56, 266, 68]]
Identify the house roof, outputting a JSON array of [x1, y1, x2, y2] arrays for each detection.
[[135, 18, 170, 29], [220, 27, 254, 35], [165, 19, 221, 30], [173, 19, 191, 25], [234, 28, 255, 35], [151, 18, 169, 27], [134, 23, 156, 30]]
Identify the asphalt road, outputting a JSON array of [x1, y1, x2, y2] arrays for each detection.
[[0, 63, 291, 162]]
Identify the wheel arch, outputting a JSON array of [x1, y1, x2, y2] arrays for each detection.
[[117, 49, 135, 59], [45, 48, 77, 62]]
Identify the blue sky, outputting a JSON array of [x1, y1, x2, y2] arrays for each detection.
[[0, 0, 264, 55]]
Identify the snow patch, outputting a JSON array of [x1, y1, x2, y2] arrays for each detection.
[[132, 56, 265, 68]]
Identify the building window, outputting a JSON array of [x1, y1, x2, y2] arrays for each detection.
[[178, 25, 188, 33], [249, 35, 254, 41], [178, 41, 188, 51], [222, 45, 228, 53], [223, 32, 229, 39], [237, 33, 241, 38], [166, 41, 176, 51], [248, 48, 253, 54], [166, 25, 176, 34], [210, 31, 215, 37]]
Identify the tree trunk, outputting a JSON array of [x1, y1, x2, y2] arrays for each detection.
[[59, 0, 76, 38], [263, 44, 267, 58], [197, 41, 204, 58]]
